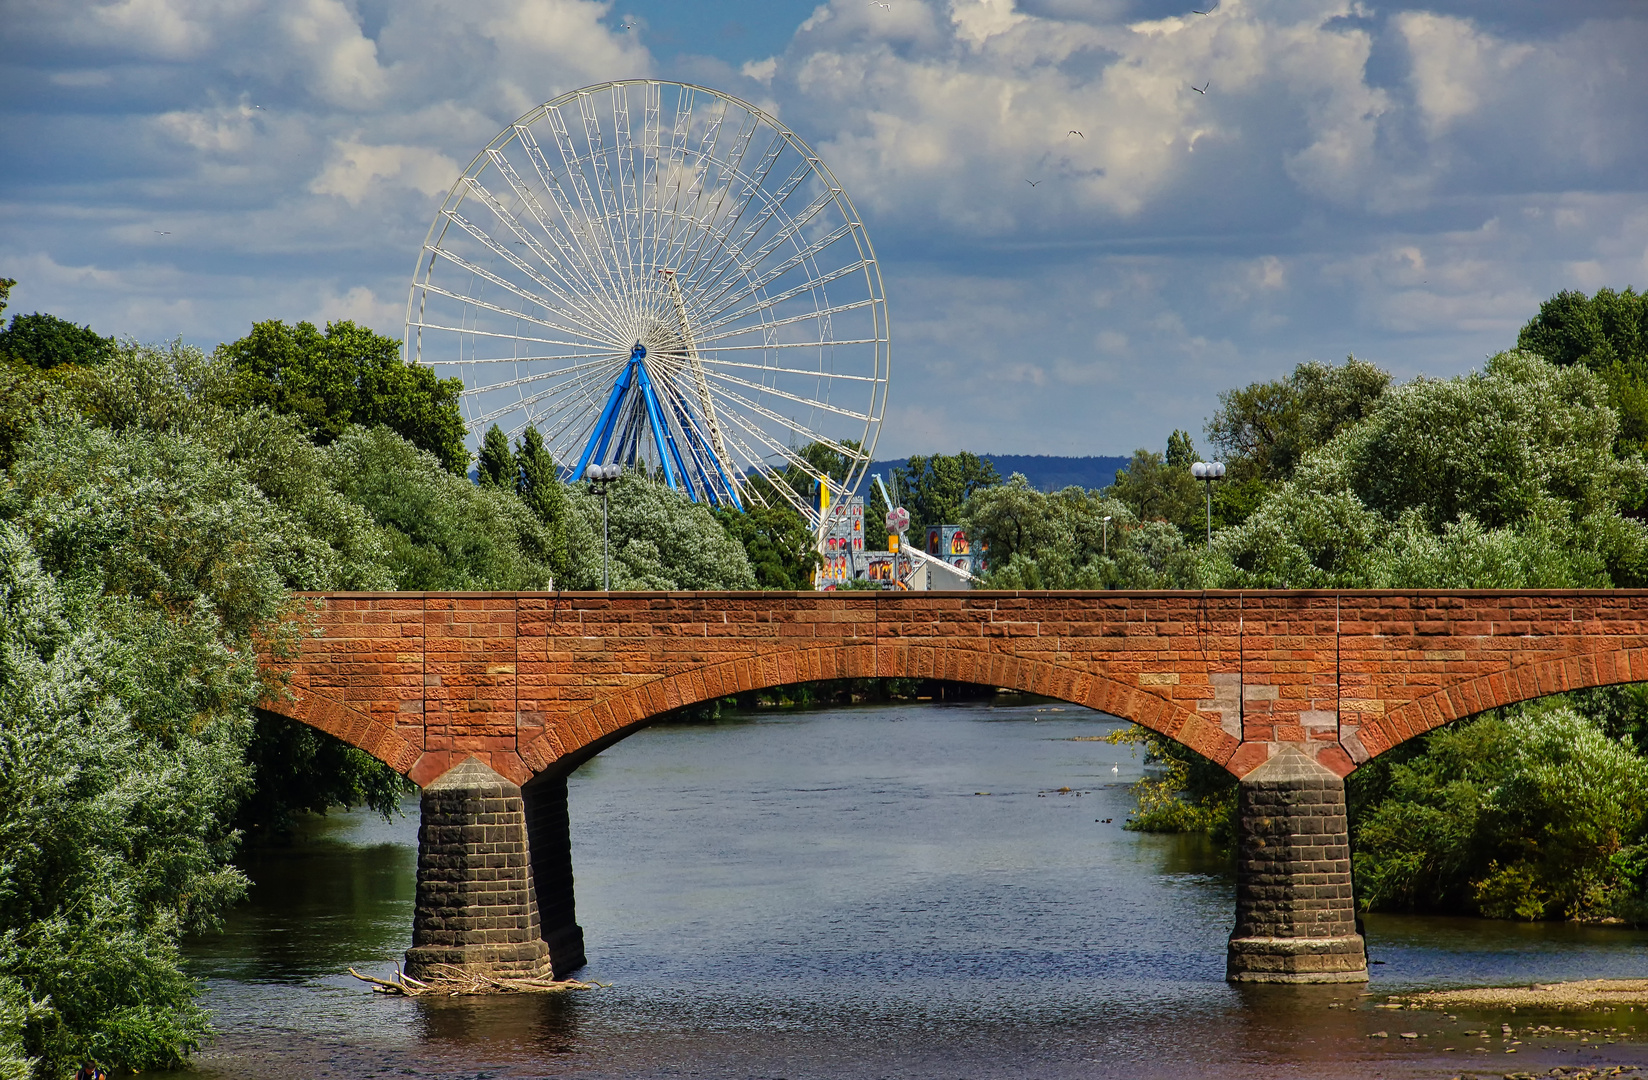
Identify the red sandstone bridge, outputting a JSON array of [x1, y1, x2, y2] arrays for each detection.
[[260, 590, 1648, 985]]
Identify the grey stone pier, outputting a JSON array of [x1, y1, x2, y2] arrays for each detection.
[[405, 757, 554, 980], [1226, 747, 1368, 983], [522, 773, 587, 977]]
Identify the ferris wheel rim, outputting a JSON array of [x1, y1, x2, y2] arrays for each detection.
[[405, 79, 890, 526]]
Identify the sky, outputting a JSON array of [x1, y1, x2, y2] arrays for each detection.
[[3, 0, 1646, 460]]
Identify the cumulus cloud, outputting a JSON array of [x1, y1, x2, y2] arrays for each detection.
[[1, 0, 1644, 455]]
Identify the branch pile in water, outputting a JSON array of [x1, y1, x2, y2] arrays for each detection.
[[349, 964, 600, 996]]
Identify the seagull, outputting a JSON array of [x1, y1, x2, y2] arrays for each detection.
[[153, 230, 170, 235], [1025, 178, 1042, 187], [1192, 3, 1217, 12], [252, 103, 265, 110], [1068, 130, 1084, 138], [869, 2, 890, 7], [1192, 81, 1209, 94]]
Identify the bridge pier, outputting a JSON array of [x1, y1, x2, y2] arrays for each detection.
[[1226, 747, 1368, 983], [404, 757, 554, 981], [522, 774, 588, 977]]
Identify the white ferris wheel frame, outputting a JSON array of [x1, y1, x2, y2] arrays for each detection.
[[404, 79, 891, 530]]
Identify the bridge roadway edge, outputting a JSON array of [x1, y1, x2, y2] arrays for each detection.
[[253, 588, 1648, 985]]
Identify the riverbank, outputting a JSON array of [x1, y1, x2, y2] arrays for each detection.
[[1400, 979, 1648, 1009]]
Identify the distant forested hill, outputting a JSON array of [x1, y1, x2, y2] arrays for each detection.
[[868, 454, 1129, 493]]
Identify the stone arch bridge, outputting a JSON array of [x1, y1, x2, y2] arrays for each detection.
[[260, 590, 1648, 985]]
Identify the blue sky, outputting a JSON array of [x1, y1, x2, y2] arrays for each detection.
[[3, 0, 1646, 460]]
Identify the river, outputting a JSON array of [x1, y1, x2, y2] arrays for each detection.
[[169, 698, 1648, 1078]]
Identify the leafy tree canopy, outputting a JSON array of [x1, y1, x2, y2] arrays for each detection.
[[1517, 286, 1648, 454], [569, 470, 755, 590], [715, 505, 819, 590], [1207, 355, 1390, 483], [0, 311, 115, 370], [216, 319, 469, 473], [869, 450, 1000, 543]]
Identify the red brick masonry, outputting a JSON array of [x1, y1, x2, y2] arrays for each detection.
[[259, 590, 1648, 787]]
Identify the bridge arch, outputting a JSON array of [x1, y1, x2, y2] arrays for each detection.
[[516, 644, 1235, 777], [1358, 646, 1648, 760]]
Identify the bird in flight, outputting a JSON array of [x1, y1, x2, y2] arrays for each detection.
[[1068, 130, 1084, 138], [869, 2, 889, 7], [1193, 81, 1210, 94], [251, 103, 264, 110], [1192, 3, 1217, 12], [1025, 179, 1042, 187], [153, 230, 170, 235]]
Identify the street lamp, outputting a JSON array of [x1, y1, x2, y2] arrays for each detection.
[[1190, 461, 1225, 548], [584, 461, 624, 590], [1102, 515, 1112, 557]]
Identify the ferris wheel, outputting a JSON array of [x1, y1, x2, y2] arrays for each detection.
[[406, 79, 890, 527]]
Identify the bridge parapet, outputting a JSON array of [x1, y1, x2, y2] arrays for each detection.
[[263, 590, 1648, 785]]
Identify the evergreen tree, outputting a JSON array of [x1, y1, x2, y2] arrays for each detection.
[[514, 425, 569, 582], [477, 423, 513, 488]]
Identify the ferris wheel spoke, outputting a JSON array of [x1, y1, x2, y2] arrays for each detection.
[[706, 382, 862, 461], [703, 368, 870, 422], [705, 338, 883, 353], [671, 130, 787, 293], [695, 297, 878, 342], [431, 352, 606, 367], [693, 221, 858, 319], [687, 158, 815, 294], [438, 210, 611, 333], [712, 410, 835, 516], [663, 102, 738, 274], [455, 177, 627, 331], [459, 356, 620, 396], [675, 118, 770, 278], [408, 320, 610, 351], [510, 124, 631, 325], [698, 259, 867, 332], [544, 103, 629, 308], [425, 243, 615, 345], [696, 356, 878, 383], [691, 185, 840, 306], [466, 364, 616, 430], [610, 88, 645, 299], [580, 90, 641, 326], [657, 91, 711, 271], [413, 280, 618, 346]]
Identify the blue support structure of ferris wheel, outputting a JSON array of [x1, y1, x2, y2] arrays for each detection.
[[573, 342, 741, 508]]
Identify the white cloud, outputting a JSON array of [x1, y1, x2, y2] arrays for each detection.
[[309, 139, 461, 206]]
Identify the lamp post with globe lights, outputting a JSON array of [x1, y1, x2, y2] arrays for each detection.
[[584, 462, 624, 590], [1102, 515, 1112, 557], [1190, 461, 1226, 548]]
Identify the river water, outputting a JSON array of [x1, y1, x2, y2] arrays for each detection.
[[171, 699, 1648, 1079]]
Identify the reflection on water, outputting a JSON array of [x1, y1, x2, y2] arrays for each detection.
[[164, 700, 1648, 1079]]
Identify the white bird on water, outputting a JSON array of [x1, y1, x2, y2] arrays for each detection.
[[1111, 764, 1120, 774]]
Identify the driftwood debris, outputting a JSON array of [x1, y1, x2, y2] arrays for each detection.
[[349, 963, 600, 997]]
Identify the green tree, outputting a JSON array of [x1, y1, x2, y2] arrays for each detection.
[[870, 451, 1000, 543], [324, 426, 571, 591], [567, 471, 755, 590], [1352, 701, 1648, 921], [1207, 355, 1390, 483], [1209, 352, 1648, 589], [1105, 444, 1202, 535], [477, 423, 513, 488], [0, 312, 115, 370], [962, 475, 1200, 589], [715, 505, 820, 590], [1517, 287, 1648, 454], [217, 320, 468, 472], [0, 278, 14, 318], [514, 425, 572, 584]]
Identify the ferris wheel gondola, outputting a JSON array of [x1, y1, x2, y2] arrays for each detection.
[[405, 80, 890, 528]]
